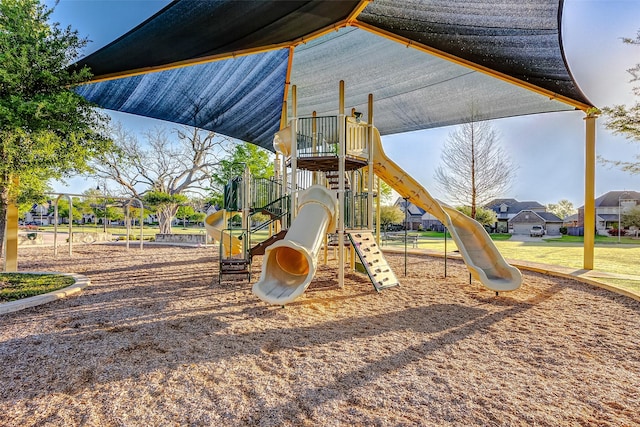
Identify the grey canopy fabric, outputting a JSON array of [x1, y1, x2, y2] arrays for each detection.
[[73, 0, 593, 151]]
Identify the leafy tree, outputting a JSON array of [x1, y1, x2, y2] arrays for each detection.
[[143, 191, 188, 234], [456, 205, 497, 226], [378, 180, 393, 205], [50, 197, 83, 223], [0, 0, 111, 258], [176, 205, 195, 228], [601, 29, 640, 174], [210, 142, 275, 206], [546, 199, 577, 220], [622, 205, 640, 228], [377, 205, 405, 230], [189, 211, 206, 225], [91, 123, 230, 233], [434, 112, 517, 219]]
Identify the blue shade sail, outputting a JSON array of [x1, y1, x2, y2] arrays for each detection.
[[75, 50, 289, 148], [72, 0, 593, 151]]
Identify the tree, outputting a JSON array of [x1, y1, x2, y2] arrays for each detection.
[[175, 205, 195, 228], [456, 206, 497, 227], [210, 142, 274, 207], [434, 114, 517, 219], [378, 180, 393, 205], [601, 29, 640, 174], [91, 123, 231, 234], [0, 0, 111, 259], [189, 211, 206, 226], [546, 199, 577, 220], [50, 197, 83, 223], [143, 191, 188, 234], [377, 205, 405, 230], [622, 205, 640, 228]]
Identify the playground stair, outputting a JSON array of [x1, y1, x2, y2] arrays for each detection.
[[347, 231, 400, 292], [219, 258, 251, 283], [325, 171, 350, 190], [250, 230, 288, 257]]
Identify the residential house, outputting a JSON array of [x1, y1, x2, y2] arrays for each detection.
[[485, 199, 546, 233], [393, 198, 446, 231], [577, 190, 640, 235], [24, 203, 52, 225], [393, 198, 426, 230], [509, 210, 564, 235], [421, 212, 445, 232]]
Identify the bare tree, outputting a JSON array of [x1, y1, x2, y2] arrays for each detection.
[[600, 29, 640, 174], [91, 122, 232, 233], [434, 117, 517, 219], [546, 199, 577, 220]]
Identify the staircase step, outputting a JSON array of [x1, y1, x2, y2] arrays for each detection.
[[250, 230, 288, 257]]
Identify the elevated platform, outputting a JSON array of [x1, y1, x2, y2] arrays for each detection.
[[287, 155, 367, 172]]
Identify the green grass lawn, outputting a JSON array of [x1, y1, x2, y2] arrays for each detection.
[[544, 234, 639, 244], [419, 231, 512, 241], [384, 235, 640, 295], [0, 273, 74, 303]]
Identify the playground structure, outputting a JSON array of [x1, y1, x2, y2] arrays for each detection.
[[205, 81, 522, 305]]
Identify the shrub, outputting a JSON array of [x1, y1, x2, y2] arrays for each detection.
[[607, 228, 627, 237], [559, 226, 568, 235]]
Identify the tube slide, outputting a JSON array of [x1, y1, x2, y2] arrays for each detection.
[[371, 128, 522, 292], [204, 210, 243, 257], [253, 185, 337, 305]]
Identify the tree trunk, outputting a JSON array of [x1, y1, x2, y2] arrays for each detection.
[[157, 204, 178, 234], [0, 184, 8, 262]]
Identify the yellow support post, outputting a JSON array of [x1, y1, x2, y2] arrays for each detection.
[[583, 112, 598, 270], [338, 80, 345, 288], [4, 178, 19, 272]]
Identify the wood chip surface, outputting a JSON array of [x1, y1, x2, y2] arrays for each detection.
[[1, 244, 639, 426]]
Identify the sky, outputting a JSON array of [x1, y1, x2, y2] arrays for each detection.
[[48, 0, 640, 208]]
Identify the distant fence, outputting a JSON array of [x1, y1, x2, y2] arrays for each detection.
[[567, 227, 584, 236]]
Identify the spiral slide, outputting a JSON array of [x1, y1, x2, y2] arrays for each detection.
[[371, 128, 522, 292], [253, 185, 337, 305], [204, 210, 243, 257]]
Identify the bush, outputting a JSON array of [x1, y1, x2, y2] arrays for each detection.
[[559, 226, 568, 235], [607, 228, 627, 237]]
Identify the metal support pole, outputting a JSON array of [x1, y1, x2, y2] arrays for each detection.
[[290, 85, 298, 224], [338, 80, 346, 288], [404, 197, 408, 277], [367, 94, 375, 231], [53, 194, 73, 257], [125, 203, 131, 250], [583, 112, 597, 270], [375, 176, 381, 246], [444, 227, 447, 277]]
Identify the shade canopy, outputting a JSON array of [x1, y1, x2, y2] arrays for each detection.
[[73, 0, 593, 151]]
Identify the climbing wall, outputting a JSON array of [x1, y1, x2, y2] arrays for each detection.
[[347, 232, 400, 292]]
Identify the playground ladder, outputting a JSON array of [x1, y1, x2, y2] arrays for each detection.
[[347, 231, 400, 292]]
